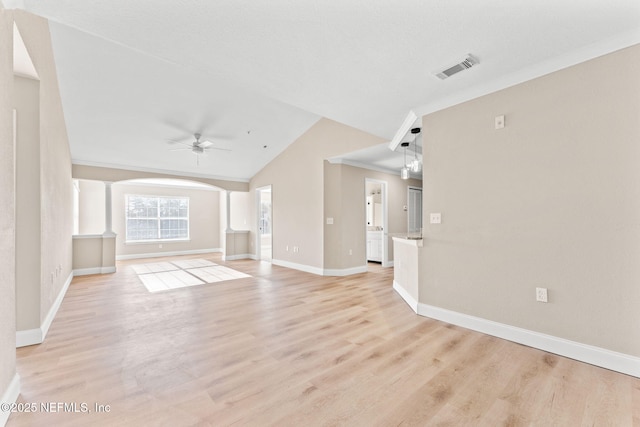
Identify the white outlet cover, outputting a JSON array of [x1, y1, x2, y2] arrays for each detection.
[[536, 287, 548, 303], [430, 213, 441, 224]]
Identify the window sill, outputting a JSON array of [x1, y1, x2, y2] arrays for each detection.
[[125, 239, 191, 245]]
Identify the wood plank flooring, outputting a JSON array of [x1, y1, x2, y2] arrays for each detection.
[[8, 255, 640, 426]]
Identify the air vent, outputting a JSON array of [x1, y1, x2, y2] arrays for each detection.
[[435, 55, 479, 80]]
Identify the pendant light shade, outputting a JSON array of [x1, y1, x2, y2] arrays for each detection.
[[401, 167, 410, 179]]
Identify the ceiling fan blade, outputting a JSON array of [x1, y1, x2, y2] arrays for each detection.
[[204, 146, 231, 152], [169, 147, 191, 151], [198, 140, 214, 148], [167, 140, 193, 147]]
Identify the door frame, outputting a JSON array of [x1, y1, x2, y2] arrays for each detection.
[[364, 178, 390, 267], [255, 185, 272, 261]]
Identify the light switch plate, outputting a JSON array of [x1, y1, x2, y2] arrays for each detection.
[[430, 213, 441, 224], [495, 115, 505, 129], [326, 217, 334, 225]]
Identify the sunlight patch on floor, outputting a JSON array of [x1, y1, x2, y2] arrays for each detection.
[[132, 258, 251, 293]]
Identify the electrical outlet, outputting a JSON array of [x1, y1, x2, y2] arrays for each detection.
[[536, 287, 548, 303], [430, 213, 441, 224]]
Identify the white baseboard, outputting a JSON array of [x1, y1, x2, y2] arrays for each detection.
[[116, 248, 222, 261], [16, 272, 73, 348], [16, 328, 41, 348], [272, 259, 324, 276], [392, 280, 418, 313], [0, 373, 20, 427], [223, 253, 254, 261], [383, 260, 395, 268], [323, 265, 368, 276], [73, 266, 116, 276], [418, 303, 640, 378]]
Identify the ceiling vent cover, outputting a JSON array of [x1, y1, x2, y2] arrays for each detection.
[[435, 55, 478, 80]]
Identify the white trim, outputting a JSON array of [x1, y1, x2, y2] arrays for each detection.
[[223, 253, 254, 261], [418, 303, 640, 378], [393, 280, 418, 313], [41, 272, 73, 342], [365, 178, 389, 268], [388, 110, 419, 151], [0, 373, 21, 427], [73, 266, 116, 276], [327, 158, 400, 177], [72, 233, 105, 239], [382, 260, 394, 268], [272, 259, 324, 276], [16, 328, 41, 348], [16, 272, 73, 348], [115, 248, 222, 260], [323, 265, 368, 276]]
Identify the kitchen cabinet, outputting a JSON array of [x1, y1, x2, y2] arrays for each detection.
[[367, 231, 382, 262]]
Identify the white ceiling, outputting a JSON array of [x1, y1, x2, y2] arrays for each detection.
[[5, 0, 640, 181]]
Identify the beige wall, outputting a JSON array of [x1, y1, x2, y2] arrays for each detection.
[[71, 235, 115, 273], [0, 5, 17, 405], [14, 76, 40, 330], [111, 182, 221, 257], [230, 191, 251, 230], [250, 118, 386, 270], [78, 179, 105, 234], [11, 11, 74, 335], [420, 44, 640, 357], [324, 162, 422, 270]]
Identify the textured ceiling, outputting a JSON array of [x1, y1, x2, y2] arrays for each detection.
[[5, 0, 640, 181]]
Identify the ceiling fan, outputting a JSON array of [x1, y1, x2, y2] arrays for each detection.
[[169, 133, 230, 165]]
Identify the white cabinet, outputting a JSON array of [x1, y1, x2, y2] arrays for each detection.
[[367, 231, 382, 262]]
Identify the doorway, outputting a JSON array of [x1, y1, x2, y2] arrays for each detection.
[[407, 186, 422, 238], [365, 178, 389, 268], [256, 186, 272, 261]]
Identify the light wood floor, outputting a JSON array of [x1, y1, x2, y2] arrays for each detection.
[[9, 254, 640, 426]]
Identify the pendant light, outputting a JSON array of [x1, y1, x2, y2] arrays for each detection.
[[410, 127, 422, 173], [400, 142, 410, 180]]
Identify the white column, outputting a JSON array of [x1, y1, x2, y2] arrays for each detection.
[[226, 190, 233, 232], [103, 181, 115, 236]]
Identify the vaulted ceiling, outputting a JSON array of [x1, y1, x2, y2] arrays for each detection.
[[5, 0, 640, 181]]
